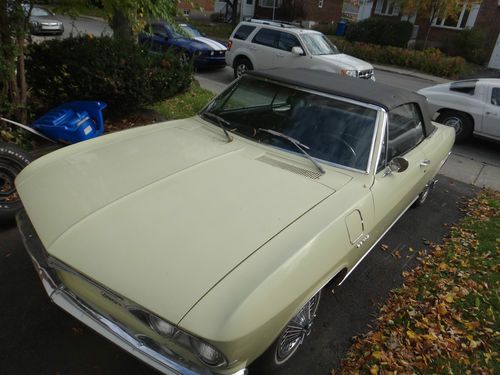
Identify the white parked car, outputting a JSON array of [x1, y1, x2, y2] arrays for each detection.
[[226, 19, 375, 80], [418, 79, 500, 142]]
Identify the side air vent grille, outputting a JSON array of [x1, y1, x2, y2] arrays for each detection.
[[257, 155, 322, 180]]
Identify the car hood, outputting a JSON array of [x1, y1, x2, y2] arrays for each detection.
[[173, 37, 224, 52], [192, 36, 227, 51], [417, 83, 450, 96], [314, 53, 373, 71], [16, 118, 344, 323]]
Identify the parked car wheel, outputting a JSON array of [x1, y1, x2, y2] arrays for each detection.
[[0, 143, 33, 223], [233, 57, 253, 78], [251, 291, 321, 374], [436, 110, 473, 142]]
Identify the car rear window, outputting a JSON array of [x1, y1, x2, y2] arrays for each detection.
[[252, 28, 279, 48], [449, 80, 477, 95], [233, 25, 256, 40]]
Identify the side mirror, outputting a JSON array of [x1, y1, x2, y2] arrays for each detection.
[[291, 46, 304, 56], [388, 157, 409, 173]]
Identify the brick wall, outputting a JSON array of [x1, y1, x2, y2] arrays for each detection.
[[255, 0, 343, 23], [415, 0, 500, 60], [474, 0, 500, 59]]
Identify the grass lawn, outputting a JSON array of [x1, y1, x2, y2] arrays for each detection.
[[337, 190, 499, 374], [152, 83, 215, 121]]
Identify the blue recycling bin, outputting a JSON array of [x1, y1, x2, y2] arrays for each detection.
[[32, 101, 107, 144], [335, 20, 347, 36]]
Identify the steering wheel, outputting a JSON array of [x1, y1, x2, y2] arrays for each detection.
[[319, 134, 357, 166]]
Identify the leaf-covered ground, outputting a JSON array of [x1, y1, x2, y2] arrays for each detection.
[[336, 190, 499, 375]]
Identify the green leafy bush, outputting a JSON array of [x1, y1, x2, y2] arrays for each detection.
[[26, 36, 192, 115], [453, 28, 488, 65], [345, 18, 413, 48], [331, 37, 466, 78]]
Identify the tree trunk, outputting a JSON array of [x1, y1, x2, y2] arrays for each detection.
[[231, 0, 239, 29], [15, 33, 27, 124], [423, 7, 437, 49], [110, 7, 132, 40]]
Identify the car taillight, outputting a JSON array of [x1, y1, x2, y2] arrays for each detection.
[[227, 40, 232, 51]]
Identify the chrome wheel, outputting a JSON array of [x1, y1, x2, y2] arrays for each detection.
[[443, 116, 463, 135], [236, 63, 248, 77], [274, 292, 321, 365]]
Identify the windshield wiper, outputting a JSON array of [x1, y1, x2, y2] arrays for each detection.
[[201, 112, 233, 142], [257, 128, 325, 174]]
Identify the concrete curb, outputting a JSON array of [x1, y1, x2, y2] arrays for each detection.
[[373, 64, 449, 84]]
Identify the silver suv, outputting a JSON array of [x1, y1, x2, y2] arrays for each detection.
[[226, 19, 375, 80]]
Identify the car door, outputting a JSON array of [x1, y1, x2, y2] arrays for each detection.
[[150, 24, 172, 53], [250, 28, 280, 70], [481, 85, 500, 139], [370, 104, 429, 239], [274, 31, 304, 68]]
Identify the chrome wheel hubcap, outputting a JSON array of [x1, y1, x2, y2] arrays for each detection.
[[236, 64, 247, 77], [443, 117, 463, 135], [274, 293, 321, 365]]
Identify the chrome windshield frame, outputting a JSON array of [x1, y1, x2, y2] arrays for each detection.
[[201, 75, 384, 175]]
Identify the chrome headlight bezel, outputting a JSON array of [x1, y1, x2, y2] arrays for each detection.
[[128, 307, 228, 368]]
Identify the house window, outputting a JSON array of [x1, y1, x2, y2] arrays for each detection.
[[318, 0, 325, 8], [432, 3, 480, 29], [259, 0, 283, 8], [374, 0, 400, 16]]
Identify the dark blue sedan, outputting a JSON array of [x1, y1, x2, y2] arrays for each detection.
[[139, 22, 227, 69]]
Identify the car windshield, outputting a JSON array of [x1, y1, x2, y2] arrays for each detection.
[[30, 7, 52, 17], [301, 33, 339, 55], [180, 24, 202, 38], [204, 76, 378, 172]]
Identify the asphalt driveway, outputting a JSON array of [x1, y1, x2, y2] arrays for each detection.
[[0, 175, 475, 375]]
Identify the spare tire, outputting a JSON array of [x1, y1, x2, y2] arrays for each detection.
[[0, 143, 33, 223]]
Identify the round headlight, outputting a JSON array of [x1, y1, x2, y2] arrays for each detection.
[[189, 337, 226, 367], [148, 314, 176, 338]]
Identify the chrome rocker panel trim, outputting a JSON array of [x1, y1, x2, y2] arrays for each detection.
[[16, 209, 246, 375]]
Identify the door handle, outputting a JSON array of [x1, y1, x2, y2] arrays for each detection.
[[276, 53, 284, 57], [420, 159, 431, 167], [249, 46, 257, 51], [485, 111, 497, 116]]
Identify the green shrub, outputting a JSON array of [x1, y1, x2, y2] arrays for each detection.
[[453, 28, 488, 65], [331, 37, 465, 78], [345, 17, 413, 48], [26, 36, 192, 115]]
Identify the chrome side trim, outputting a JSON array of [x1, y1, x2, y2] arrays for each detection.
[[16, 210, 246, 375], [337, 196, 418, 286]]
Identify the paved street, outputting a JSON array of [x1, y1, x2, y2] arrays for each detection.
[[0, 176, 476, 375]]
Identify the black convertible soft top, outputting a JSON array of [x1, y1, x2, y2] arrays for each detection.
[[249, 68, 435, 136]]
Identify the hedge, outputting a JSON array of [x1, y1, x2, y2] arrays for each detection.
[[331, 37, 466, 79], [345, 18, 413, 48], [26, 36, 192, 115]]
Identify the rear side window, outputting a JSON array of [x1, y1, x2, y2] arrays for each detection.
[[252, 28, 279, 48], [450, 80, 476, 95], [491, 87, 500, 106], [234, 25, 256, 40], [387, 103, 425, 159], [277, 32, 301, 52]]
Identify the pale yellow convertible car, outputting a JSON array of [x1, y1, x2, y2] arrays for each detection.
[[16, 69, 454, 375]]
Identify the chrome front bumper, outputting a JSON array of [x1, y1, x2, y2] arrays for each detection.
[[17, 210, 246, 375]]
